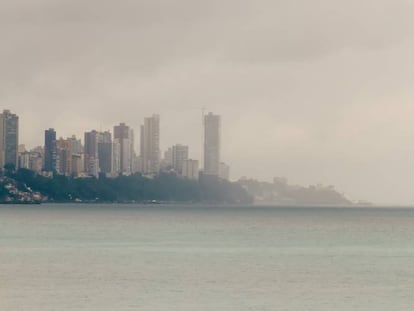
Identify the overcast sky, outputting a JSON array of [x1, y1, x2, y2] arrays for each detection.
[[2, 0, 414, 204]]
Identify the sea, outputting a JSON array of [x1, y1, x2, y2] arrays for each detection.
[[1, 204, 414, 311]]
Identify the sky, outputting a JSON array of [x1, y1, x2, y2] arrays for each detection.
[[2, 0, 414, 204]]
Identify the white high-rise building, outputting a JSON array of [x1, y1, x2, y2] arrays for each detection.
[[140, 114, 160, 175], [203, 112, 220, 176]]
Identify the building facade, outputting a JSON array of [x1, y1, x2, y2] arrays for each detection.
[[0, 110, 19, 169], [84, 130, 100, 177], [172, 144, 189, 175], [44, 128, 57, 172], [204, 112, 220, 176], [56, 137, 73, 175], [114, 123, 134, 175], [182, 159, 199, 180], [97, 131, 113, 175], [140, 115, 160, 175]]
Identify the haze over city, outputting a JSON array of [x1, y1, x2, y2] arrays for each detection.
[[2, 0, 414, 204]]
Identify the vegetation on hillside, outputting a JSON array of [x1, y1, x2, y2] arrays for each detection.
[[2, 168, 253, 204]]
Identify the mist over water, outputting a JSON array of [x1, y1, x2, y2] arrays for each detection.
[[1, 204, 414, 310]]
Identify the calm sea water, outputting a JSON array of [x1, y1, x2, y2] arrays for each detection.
[[1, 204, 414, 311]]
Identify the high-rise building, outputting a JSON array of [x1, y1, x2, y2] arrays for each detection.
[[140, 114, 160, 175], [65, 135, 82, 176], [0, 110, 19, 169], [160, 147, 173, 172], [44, 128, 57, 172], [204, 112, 220, 176], [84, 130, 100, 177], [56, 137, 73, 176], [69, 135, 82, 155], [111, 140, 121, 176], [129, 129, 137, 173], [114, 123, 134, 175], [182, 159, 199, 180], [172, 144, 189, 175], [18, 151, 30, 169], [97, 131, 112, 175], [18, 148, 43, 173], [163, 147, 173, 166], [30, 146, 44, 173], [71, 154, 83, 176]]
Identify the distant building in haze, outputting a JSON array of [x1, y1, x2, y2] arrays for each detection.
[[18, 145, 29, 169], [69, 135, 82, 155], [0, 110, 19, 169], [19, 150, 43, 173], [44, 128, 57, 172], [97, 131, 113, 176], [140, 114, 160, 175], [172, 144, 189, 175], [67, 135, 83, 176], [18, 147, 43, 173], [30, 146, 44, 173], [203, 112, 220, 176], [56, 137, 73, 176], [160, 147, 173, 172], [164, 147, 172, 164], [18, 152, 30, 170], [111, 139, 121, 176], [71, 154, 83, 176], [182, 159, 199, 180], [219, 162, 230, 181], [84, 130, 100, 177], [114, 123, 134, 175]]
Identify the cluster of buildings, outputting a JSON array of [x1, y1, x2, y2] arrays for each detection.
[[0, 110, 231, 181]]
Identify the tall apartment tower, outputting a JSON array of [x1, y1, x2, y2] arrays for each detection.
[[69, 135, 82, 155], [203, 112, 220, 176], [56, 137, 73, 176], [0, 110, 19, 169], [68, 135, 82, 176], [172, 144, 189, 175], [97, 131, 112, 175], [84, 130, 100, 177], [44, 128, 57, 172], [114, 123, 133, 175], [140, 114, 160, 175]]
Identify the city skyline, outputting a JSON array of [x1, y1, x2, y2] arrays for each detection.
[[4, 109, 231, 182], [4, 103, 413, 205]]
